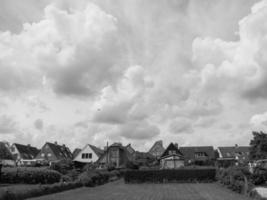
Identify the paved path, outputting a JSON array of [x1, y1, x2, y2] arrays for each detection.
[[29, 180, 252, 200]]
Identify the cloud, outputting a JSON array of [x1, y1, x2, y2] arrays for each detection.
[[192, 0, 267, 101], [0, 115, 17, 134], [250, 111, 267, 130], [118, 121, 160, 140], [169, 117, 194, 134], [34, 119, 43, 130]]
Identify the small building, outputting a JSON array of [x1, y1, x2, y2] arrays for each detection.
[[160, 143, 184, 169], [10, 143, 40, 166], [35, 142, 72, 164], [0, 141, 15, 166], [148, 140, 165, 159], [73, 144, 104, 164], [179, 146, 215, 166], [217, 145, 250, 167], [97, 143, 133, 169]]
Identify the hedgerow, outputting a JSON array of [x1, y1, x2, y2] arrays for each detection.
[[1, 167, 61, 184], [124, 168, 216, 183]]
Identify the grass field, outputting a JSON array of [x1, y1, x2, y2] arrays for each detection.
[[28, 180, 252, 200]]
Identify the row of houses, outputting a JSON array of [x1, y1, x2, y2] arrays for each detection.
[[0, 140, 250, 169]]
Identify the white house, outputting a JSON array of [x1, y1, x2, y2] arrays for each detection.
[[73, 144, 104, 163], [160, 143, 184, 169]]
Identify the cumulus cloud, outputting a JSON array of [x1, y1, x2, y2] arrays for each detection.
[[34, 119, 43, 130], [169, 117, 194, 134], [118, 121, 160, 140], [192, 0, 267, 101], [0, 115, 17, 134]]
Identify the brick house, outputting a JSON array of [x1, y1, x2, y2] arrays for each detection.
[[179, 146, 215, 166], [159, 143, 184, 169], [97, 143, 133, 169], [10, 143, 40, 166], [35, 142, 72, 164]]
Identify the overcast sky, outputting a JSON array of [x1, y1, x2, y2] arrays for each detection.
[[0, 0, 267, 151]]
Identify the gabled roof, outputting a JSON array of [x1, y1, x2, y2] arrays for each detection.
[[179, 146, 215, 159], [126, 143, 135, 154], [89, 144, 104, 157], [72, 148, 81, 158], [14, 143, 40, 159], [160, 143, 183, 159], [0, 142, 13, 160], [46, 142, 72, 160], [218, 146, 250, 159]]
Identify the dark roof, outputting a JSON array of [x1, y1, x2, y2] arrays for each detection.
[[148, 140, 164, 153], [72, 148, 81, 158], [179, 146, 215, 159], [46, 142, 72, 160], [126, 144, 135, 154], [218, 146, 250, 159], [89, 145, 104, 157], [14, 143, 40, 159], [160, 143, 183, 159], [0, 142, 13, 160]]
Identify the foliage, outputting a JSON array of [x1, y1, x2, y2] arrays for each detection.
[[124, 168, 216, 183], [1, 167, 61, 184], [0, 142, 13, 160], [0, 181, 83, 200], [50, 159, 74, 175], [249, 131, 267, 160]]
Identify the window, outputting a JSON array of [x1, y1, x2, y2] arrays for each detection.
[[41, 153, 45, 157], [48, 153, 51, 157], [82, 153, 86, 159], [195, 152, 206, 158], [89, 153, 92, 159], [168, 150, 176, 155]]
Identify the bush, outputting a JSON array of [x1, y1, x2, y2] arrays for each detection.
[[216, 167, 254, 194], [0, 181, 83, 200], [124, 168, 216, 183], [1, 167, 61, 184], [50, 159, 74, 175]]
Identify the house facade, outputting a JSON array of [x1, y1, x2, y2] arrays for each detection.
[[10, 143, 40, 166], [160, 143, 184, 169], [148, 140, 165, 159], [73, 144, 103, 163], [217, 145, 250, 167], [97, 143, 133, 169], [179, 146, 215, 166], [35, 142, 72, 164]]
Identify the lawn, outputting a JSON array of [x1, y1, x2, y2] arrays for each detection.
[[28, 180, 252, 200]]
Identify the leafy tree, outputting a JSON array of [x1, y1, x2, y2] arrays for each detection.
[[249, 131, 267, 160], [0, 142, 13, 160]]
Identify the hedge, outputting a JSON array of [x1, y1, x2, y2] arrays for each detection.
[[124, 168, 216, 183], [0, 169, 121, 200], [1, 167, 61, 184]]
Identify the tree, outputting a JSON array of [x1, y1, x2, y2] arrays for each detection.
[[249, 131, 267, 160]]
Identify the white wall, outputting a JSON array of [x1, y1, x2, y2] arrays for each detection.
[[73, 144, 99, 163]]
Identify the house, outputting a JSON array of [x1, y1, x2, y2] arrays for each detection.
[[35, 142, 72, 164], [73, 144, 103, 164], [179, 146, 215, 166], [10, 143, 40, 166], [125, 143, 135, 155], [160, 143, 184, 169], [0, 141, 15, 166], [217, 145, 250, 167], [97, 143, 133, 169], [148, 140, 165, 159]]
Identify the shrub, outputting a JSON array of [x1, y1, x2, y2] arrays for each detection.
[[1, 167, 61, 184], [50, 159, 74, 175], [124, 168, 216, 183]]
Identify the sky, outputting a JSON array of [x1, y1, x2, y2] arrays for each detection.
[[0, 0, 267, 151]]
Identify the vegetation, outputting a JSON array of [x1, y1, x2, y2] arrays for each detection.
[[124, 168, 216, 183], [249, 131, 267, 160], [1, 167, 61, 184]]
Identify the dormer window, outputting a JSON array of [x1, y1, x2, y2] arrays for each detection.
[[195, 152, 206, 158]]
